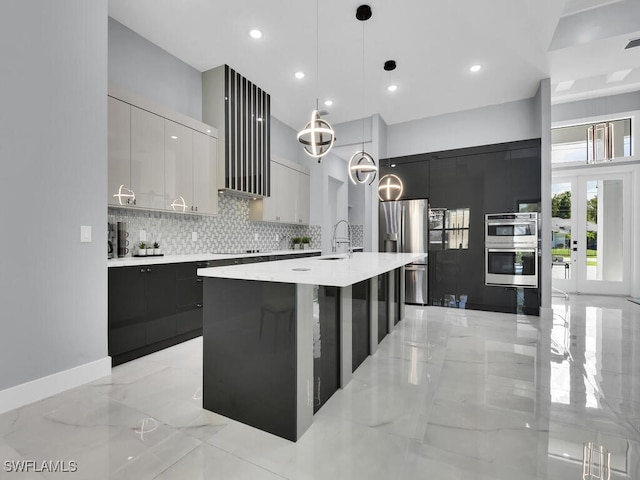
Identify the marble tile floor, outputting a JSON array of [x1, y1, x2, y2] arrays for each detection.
[[1, 294, 639, 479]]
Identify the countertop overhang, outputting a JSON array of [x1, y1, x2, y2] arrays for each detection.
[[197, 252, 425, 287]]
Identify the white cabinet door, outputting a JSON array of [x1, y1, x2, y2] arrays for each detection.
[[260, 161, 280, 221], [297, 171, 310, 224], [193, 133, 218, 215], [108, 97, 131, 206], [164, 120, 193, 212], [278, 165, 297, 223], [131, 107, 165, 210]]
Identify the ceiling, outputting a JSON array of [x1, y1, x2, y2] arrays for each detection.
[[108, 0, 640, 130]]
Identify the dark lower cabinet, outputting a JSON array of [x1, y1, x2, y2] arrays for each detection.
[[145, 264, 178, 345], [108, 267, 147, 356], [109, 253, 322, 365], [109, 262, 202, 365]]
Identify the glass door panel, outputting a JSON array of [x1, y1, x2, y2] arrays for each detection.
[[552, 181, 575, 291], [552, 172, 630, 295]]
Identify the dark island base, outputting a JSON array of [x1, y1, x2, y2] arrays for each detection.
[[203, 278, 342, 441]]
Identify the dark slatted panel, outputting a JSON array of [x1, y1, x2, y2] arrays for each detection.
[[224, 65, 270, 195]]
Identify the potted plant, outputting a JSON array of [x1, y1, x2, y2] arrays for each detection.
[[138, 241, 146, 256], [146, 243, 155, 256], [153, 241, 161, 256], [301, 236, 311, 250], [292, 237, 301, 250]]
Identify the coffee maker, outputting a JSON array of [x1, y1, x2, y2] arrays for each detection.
[[108, 222, 116, 259]]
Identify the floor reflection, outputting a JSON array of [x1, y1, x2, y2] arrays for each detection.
[[0, 295, 639, 479]]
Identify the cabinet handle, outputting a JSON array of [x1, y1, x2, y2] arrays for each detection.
[[196, 263, 206, 268], [191, 206, 193, 212], [195, 206, 198, 212], [196, 278, 203, 283], [140, 268, 146, 273], [196, 303, 203, 308], [133, 199, 137, 206], [146, 268, 152, 273]]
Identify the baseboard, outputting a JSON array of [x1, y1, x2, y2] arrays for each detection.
[[0, 357, 112, 415]]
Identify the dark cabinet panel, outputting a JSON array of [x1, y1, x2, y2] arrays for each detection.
[[145, 264, 177, 344], [177, 306, 203, 335], [108, 267, 147, 355], [352, 280, 370, 372]]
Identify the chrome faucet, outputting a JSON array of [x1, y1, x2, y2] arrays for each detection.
[[332, 219, 352, 258]]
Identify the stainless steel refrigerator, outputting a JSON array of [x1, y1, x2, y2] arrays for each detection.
[[379, 199, 428, 305]]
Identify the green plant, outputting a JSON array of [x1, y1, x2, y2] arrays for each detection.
[[139, 241, 146, 249], [292, 237, 301, 245], [301, 236, 310, 244], [153, 241, 159, 249]]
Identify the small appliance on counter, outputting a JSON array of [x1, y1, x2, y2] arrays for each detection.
[[116, 221, 129, 258], [108, 222, 116, 259]]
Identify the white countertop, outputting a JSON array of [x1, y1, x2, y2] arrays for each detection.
[[107, 249, 322, 268], [197, 252, 425, 287]]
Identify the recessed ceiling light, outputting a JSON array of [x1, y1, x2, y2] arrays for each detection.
[[387, 84, 398, 92], [249, 29, 262, 40], [391, 164, 396, 167], [295, 71, 305, 79], [556, 80, 575, 92], [607, 69, 632, 83], [170, 135, 178, 140], [469, 64, 482, 73], [324, 99, 333, 107]]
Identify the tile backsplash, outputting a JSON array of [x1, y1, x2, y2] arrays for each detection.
[[109, 194, 321, 256]]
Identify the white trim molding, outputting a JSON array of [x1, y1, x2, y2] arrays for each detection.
[[0, 357, 111, 415]]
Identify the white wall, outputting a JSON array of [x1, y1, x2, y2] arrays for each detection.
[[388, 97, 541, 158], [108, 17, 203, 121], [271, 116, 306, 164], [0, 0, 109, 410], [299, 152, 349, 254]]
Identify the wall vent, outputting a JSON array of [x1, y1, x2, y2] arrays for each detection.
[[624, 38, 640, 49]]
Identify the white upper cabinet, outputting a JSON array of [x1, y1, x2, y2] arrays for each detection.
[[296, 171, 310, 224], [193, 132, 218, 215], [164, 119, 193, 212], [107, 87, 218, 215], [131, 106, 165, 210], [249, 158, 310, 224], [108, 97, 132, 207]]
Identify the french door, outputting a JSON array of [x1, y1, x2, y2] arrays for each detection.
[[552, 171, 631, 295]]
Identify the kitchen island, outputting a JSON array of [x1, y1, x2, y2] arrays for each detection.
[[197, 252, 424, 441]]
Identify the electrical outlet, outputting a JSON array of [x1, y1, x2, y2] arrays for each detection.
[[192, 231, 198, 242], [139, 230, 146, 241]]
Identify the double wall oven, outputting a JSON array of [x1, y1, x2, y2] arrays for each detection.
[[485, 213, 538, 288]]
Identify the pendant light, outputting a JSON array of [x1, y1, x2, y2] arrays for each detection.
[[348, 5, 378, 185], [297, 0, 335, 161]]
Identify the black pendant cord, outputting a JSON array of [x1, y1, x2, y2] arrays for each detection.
[[362, 18, 365, 153], [316, 0, 319, 112]]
